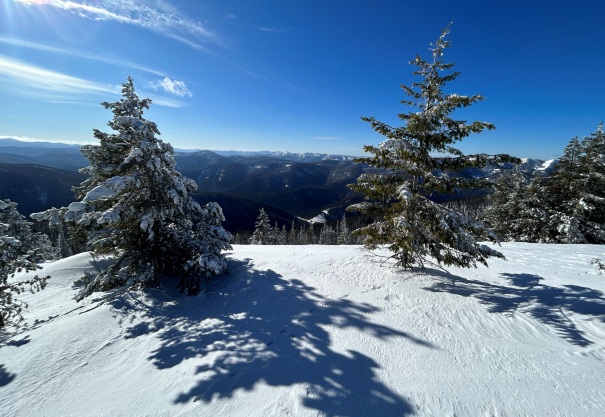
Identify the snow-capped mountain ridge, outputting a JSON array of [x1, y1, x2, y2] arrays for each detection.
[[211, 150, 355, 162]]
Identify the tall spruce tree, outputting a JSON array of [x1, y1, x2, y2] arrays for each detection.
[[278, 225, 288, 245], [349, 25, 518, 268], [249, 208, 272, 245], [62, 77, 232, 298], [337, 213, 351, 245]]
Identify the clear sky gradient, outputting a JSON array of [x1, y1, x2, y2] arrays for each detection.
[[1, 0, 604, 159]]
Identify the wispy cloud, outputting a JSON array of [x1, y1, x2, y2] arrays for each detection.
[[259, 26, 291, 34], [146, 95, 187, 108], [0, 54, 115, 100], [148, 77, 192, 98], [0, 36, 166, 76], [12, 0, 225, 50], [0, 55, 187, 108]]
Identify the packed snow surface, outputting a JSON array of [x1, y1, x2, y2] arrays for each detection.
[[1, 243, 605, 417]]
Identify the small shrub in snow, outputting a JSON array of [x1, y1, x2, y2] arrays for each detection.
[[590, 258, 605, 274]]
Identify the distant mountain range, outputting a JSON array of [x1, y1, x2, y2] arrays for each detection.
[[0, 138, 556, 231], [211, 150, 355, 163], [0, 138, 364, 230], [0, 139, 87, 171]]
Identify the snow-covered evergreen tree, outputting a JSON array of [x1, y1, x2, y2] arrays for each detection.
[[298, 225, 310, 245], [278, 225, 288, 245], [484, 169, 546, 242], [574, 124, 605, 242], [337, 213, 351, 244], [544, 126, 605, 243], [0, 200, 49, 327], [31, 207, 83, 257], [1, 200, 57, 262], [249, 208, 272, 245], [56, 77, 231, 298], [349, 25, 518, 268], [319, 224, 337, 245], [287, 220, 298, 245], [521, 174, 551, 242]]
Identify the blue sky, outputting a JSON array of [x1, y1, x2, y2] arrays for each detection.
[[1, 0, 604, 159]]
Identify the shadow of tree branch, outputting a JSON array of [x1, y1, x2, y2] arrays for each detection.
[[424, 270, 605, 347], [0, 364, 15, 387], [114, 258, 434, 416]]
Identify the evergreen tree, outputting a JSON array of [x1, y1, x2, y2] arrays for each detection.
[[1, 200, 57, 262], [319, 224, 337, 245], [575, 124, 605, 242], [298, 224, 310, 245], [0, 200, 49, 327], [288, 219, 298, 245], [484, 168, 546, 242], [57, 78, 232, 298], [521, 174, 551, 242], [31, 207, 83, 257], [349, 25, 518, 268], [542, 137, 584, 242], [249, 208, 272, 245], [279, 225, 288, 245], [337, 213, 351, 244], [318, 224, 328, 245], [545, 126, 605, 243]]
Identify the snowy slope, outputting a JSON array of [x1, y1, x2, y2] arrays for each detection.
[[1, 244, 604, 417]]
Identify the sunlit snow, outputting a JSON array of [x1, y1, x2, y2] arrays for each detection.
[[1, 244, 604, 416]]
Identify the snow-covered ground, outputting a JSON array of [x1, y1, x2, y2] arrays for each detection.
[[1, 243, 604, 417]]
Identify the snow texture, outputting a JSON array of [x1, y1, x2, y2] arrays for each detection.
[[1, 244, 605, 416]]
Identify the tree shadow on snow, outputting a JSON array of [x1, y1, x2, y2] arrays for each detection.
[[0, 364, 15, 387], [0, 335, 31, 388], [115, 258, 434, 417], [424, 270, 605, 347]]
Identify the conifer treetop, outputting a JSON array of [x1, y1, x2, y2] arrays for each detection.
[[359, 24, 515, 179]]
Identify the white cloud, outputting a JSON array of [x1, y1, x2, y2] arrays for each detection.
[[12, 0, 225, 50], [0, 54, 188, 108], [0, 55, 185, 108], [0, 37, 166, 76], [0, 54, 115, 100], [148, 77, 192, 98], [146, 96, 187, 108]]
